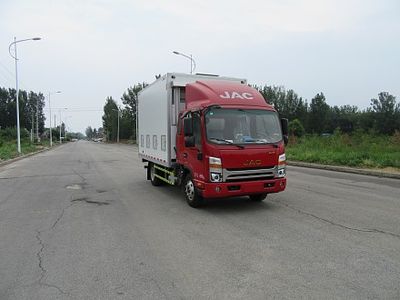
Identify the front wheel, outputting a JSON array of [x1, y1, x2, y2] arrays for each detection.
[[249, 193, 267, 202], [183, 174, 204, 208], [149, 163, 163, 186]]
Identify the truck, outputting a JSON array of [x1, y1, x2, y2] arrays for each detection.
[[138, 73, 288, 207]]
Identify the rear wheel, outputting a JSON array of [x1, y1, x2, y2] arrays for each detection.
[[249, 193, 267, 202], [184, 174, 204, 208], [149, 163, 162, 186]]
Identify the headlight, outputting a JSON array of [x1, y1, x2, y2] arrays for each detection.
[[277, 153, 286, 178], [210, 172, 222, 182], [209, 157, 222, 182], [278, 153, 286, 164]]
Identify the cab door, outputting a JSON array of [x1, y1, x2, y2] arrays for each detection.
[[178, 112, 205, 182]]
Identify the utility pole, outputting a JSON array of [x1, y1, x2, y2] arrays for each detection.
[[36, 96, 39, 142], [59, 108, 67, 144], [48, 91, 60, 147], [117, 109, 120, 143], [59, 111, 62, 144], [8, 36, 41, 153], [31, 112, 34, 142]]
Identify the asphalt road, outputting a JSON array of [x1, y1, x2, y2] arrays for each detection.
[[0, 141, 399, 299]]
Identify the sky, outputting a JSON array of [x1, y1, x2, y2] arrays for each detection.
[[0, 0, 399, 133]]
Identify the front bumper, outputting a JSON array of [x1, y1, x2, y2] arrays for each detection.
[[195, 178, 286, 199]]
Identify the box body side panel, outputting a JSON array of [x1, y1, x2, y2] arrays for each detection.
[[138, 77, 170, 166]]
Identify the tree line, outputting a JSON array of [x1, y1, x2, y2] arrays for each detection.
[[101, 80, 399, 141], [85, 126, 103, 140], [0, 86, 84, 143], [257, 86, 400, 136], [0, 87, 46, 136]]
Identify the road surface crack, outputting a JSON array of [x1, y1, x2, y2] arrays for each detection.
[[71, 198, 109, 205], [72, 168, 87, 184], [35, 230, 69, 295], [51, 203, 74, 229], [273, 201, 400, 239]]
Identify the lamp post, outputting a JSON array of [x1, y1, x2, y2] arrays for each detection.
[[112, 108, 120, 143], [48, 91, 61, 147], [172, 51, 196, 74], [64, 116, 72, 141], [59, 108, 67, 144], [8, 37, 41, 154]]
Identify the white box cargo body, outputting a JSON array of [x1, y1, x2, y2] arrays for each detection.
[[138, 73, 246, 167]]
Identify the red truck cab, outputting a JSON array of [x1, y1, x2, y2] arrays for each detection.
[[175, 80, 287, 207]]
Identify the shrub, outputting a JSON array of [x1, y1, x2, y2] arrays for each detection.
[[392, 130, 400, 145], [0, 127, 29, 140], [288, 119, 305, 137]]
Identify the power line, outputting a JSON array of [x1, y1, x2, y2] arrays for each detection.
[[0, 61, 15, 86], [43, 108, 104, 112], [0, 59, 31, 91], [0, 60, 14, 77]]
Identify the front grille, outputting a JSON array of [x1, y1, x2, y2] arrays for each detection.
[[223, 167, 276, 182], [226, 166, 275, 171]]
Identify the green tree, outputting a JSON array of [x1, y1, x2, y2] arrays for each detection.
[[289, 119, 305, 137], [24, 92, 46, 137], [85, 126, 93, 139], [308, 93, 330, 134], [119, 108, 135, 140], [0, 87, 46, 138], [328, 105, 359, 133], [102, 97, 118, 141], [257, 85, 308, 126], [121, 83, 148, 140], [370, 92, 399, 134]]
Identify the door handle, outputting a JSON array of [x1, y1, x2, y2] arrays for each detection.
[[183, 153, 188, 159]]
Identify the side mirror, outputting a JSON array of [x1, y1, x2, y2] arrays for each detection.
[[184, 136, 195, 147], [283, 135, 289, 145], [281, 118, 289, 145], [184, 118, 193, 136], [281, 118, 288, 135]]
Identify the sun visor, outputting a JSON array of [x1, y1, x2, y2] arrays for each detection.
[[185, 80, 270, 109]]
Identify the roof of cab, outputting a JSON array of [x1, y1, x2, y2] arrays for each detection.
[[185, 80, 274, 110]]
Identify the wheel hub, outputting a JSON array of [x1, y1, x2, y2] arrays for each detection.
[[185, 180, 195, 201]]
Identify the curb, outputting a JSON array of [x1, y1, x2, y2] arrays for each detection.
[[0, 145, 59, 168], [288, 161, 400, 180]]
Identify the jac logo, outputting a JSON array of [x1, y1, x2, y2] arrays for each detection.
[[243, 159, 261, 167], [220, 91, 254, 100]]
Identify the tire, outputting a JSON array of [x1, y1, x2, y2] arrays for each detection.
[[183, 174, 204, 208], [149, 163, 163, 186], [249, 193, 267, 202]]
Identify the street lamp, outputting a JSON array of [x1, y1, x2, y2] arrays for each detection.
[[48, 91, 61, 147], [64, 116, 72, 140], [58, 108, 67, 144], [172, 51, 196, 74], [8, 36, 41, 154], [112, 108, 120, 143]]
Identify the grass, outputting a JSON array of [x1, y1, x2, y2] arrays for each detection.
[[0, 138, 49, 161], [286, 131, 400, 170]]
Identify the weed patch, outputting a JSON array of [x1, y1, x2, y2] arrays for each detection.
[[287, 133, 400, 169]]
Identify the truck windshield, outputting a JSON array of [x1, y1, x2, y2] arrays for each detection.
[[205, 108, 282, 145]]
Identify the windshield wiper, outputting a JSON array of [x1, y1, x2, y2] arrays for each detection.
[[209, 138, 245, 149]]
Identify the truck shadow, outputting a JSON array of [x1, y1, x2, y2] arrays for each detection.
[[159, 184, 277, 213], [201, 197, 276, 213]]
